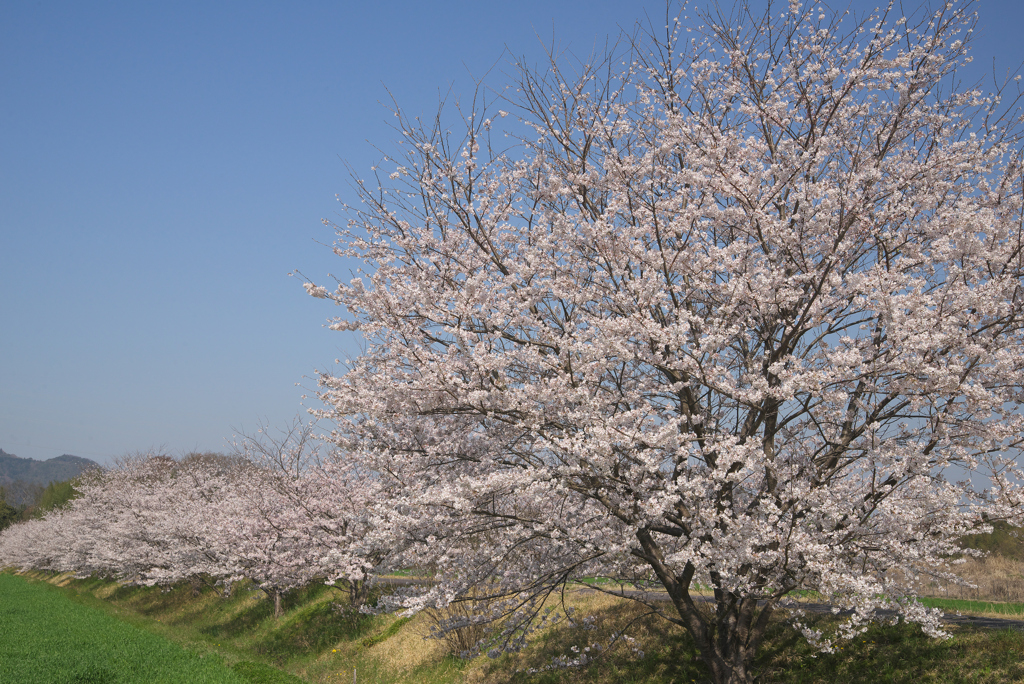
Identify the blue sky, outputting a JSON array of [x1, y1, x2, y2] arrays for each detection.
[[2, 1, 1023, 465]]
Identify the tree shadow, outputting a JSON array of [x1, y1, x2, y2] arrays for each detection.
[[250, 601, 378, 665]]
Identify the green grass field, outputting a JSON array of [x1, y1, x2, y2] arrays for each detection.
[[0, 573, 248, 683], [918, 596, 1024, 618]]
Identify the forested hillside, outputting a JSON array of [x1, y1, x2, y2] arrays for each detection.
[[0, 450, 97, 505], [0, 449, 98, 483]]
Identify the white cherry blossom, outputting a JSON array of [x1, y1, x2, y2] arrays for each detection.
[[307, 2, 1024, 682]]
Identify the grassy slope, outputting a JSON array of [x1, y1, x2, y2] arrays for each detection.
[[492, 594, 1024, 684], [8, 571, 1024, 684]]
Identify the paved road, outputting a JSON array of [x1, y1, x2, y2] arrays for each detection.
[[588, 588, 1024, 631], [378, 577, 1024, 630]]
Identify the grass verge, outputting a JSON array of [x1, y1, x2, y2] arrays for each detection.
[[7, 570, 1024, 683]]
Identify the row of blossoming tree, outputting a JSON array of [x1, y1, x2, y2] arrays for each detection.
[[0, 424, 393, 617], [5, 2, 1024, 682]]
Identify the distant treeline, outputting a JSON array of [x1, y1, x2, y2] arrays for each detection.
[[0, 478, 80, 532], [959, 520, 1024, 561]]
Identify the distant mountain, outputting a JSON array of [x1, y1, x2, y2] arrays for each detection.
[[0, 449, 100, 488]]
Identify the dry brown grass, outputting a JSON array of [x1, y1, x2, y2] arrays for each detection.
[[920, 554, 1024, 603], [469, 590, 706, 684], [366, 611, 447, 672]]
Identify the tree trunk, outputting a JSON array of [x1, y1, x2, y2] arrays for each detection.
[[684, 612, 759, 684], [268, 589, 283, 618], [699, 641, 756, 684], [636, 530, 771, 684], [349, 579, 369, 608]]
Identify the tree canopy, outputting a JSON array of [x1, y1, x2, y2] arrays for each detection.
[[305, 1, 1024, 681]]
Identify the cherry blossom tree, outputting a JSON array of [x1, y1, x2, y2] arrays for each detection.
[[232, 420, 402, 610], [306, 1, 1024, 681], [0, 516, 68, 573], [76, 451, 347, 614]]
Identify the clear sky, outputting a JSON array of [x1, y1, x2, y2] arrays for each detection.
[[3, 1, 1023, 466]]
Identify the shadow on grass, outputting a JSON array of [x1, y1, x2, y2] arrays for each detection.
[[755, 617, 1024, 683], [30, 573, 1024, 683], [199, 591, 276, 639], [486, 600, 711, 684], [50, 574, 389, 668], [478, 598, 1024, 684], [232, 660, 307, 684], [251, 601, 377, 665]]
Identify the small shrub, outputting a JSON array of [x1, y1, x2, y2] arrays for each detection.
[[426, 591, 496, 658]]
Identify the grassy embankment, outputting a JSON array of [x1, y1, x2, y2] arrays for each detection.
[[5, 523, 1022, 683], [5, 568, 1024, 684]]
